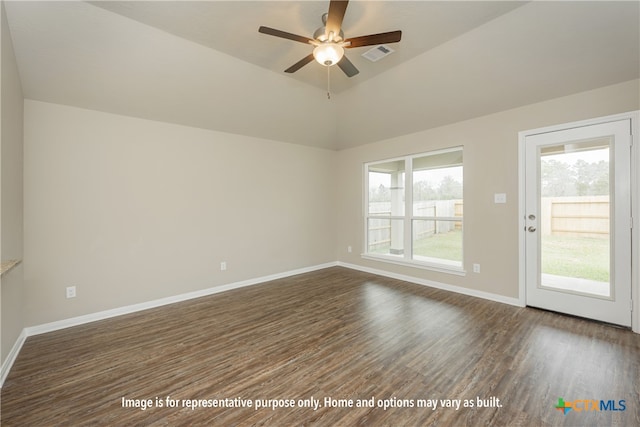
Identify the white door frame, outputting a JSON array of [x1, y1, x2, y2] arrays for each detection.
[[518, 111, 639, 333]]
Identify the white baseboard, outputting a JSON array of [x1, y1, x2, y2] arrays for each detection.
[[338, 261, 524, 307], [26, 262, 338, 337], [1, 329, 27, 388], [1, 261, 337, 388], [1, 259, 629, 388], [0, 260, 536, 387]]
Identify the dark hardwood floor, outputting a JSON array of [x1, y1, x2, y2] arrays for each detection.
[[2, 267, 639, 426]]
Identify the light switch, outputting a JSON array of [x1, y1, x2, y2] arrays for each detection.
[[494, 193, 507, 204]]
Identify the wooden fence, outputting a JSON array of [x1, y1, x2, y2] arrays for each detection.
[[367, 200, 463, 251], [540, 196, 609, 239]]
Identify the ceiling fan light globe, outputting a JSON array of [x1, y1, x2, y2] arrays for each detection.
[[313, 43, 344, 66]]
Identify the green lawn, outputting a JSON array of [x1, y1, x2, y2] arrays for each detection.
[[370, 231, 609, 282], [369, 230, 462, 262], [413, 230, 462, 262], [542, 235, 609, 282]]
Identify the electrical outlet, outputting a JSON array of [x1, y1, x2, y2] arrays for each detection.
[[220, 261, 227, 271], [66, 286, 76, 299], [348, 246, 352, 253], [473, 264, 481, 273]]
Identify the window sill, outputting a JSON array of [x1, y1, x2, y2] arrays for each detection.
[[361, 254, 466, 276]]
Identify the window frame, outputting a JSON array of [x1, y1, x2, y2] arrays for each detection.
[[363, 146, 465, 275]]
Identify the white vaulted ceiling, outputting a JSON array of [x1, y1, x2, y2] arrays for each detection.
[[88, 0, 525, 94], [4, 1, 639, 150]]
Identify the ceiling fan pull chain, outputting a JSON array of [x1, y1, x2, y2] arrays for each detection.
[[327, 65, 331, 100]]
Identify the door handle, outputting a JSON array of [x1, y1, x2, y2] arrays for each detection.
[[528, 226, 537, 232]]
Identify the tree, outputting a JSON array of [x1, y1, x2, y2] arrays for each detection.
[[541, 158, 609, 197], [574, 159, 609, 196], [369, 183, 390, 202], [438, 175, 463, 200], [413, 180, 437, 203], [541, 159, 575, 197]]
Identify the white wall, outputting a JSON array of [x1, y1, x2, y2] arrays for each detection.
[[336, 79, 640, 300], [23, 100, 337, 326], [1, 0, 24, 365]]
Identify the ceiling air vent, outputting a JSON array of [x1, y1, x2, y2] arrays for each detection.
[[362, 44, 395, 62]]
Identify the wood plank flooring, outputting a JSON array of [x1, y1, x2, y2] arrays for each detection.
[[2, 267, 639, 426]]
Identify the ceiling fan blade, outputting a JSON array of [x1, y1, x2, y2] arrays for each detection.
[[285, 54, 315, 73], [345, 30, 402, 48], [258, 26, 313, 45], [326, 0, 349, 39], [337, 55, 359, 78]]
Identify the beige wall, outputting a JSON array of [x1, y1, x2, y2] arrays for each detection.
[[23, 100, 337, 326], [13, 79, 640, 339], [336, 79, 640, 299], [1, 1, 25, 364]]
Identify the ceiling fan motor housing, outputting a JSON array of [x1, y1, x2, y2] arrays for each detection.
[[313, 26, 344, 43]]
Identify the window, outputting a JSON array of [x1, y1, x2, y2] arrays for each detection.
[[364, 147, 464, 273]]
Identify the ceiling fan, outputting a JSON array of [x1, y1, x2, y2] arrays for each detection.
[[258, 0, 402, 79]]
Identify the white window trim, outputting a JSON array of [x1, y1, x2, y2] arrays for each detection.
[[363, 147, 465, 275], [361, 253, 466, 276]]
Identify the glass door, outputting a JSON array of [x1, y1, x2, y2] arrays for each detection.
[[524, 119, 631, 326]]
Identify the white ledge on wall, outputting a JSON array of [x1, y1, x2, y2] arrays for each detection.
[[0, 259, 21, 278]]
